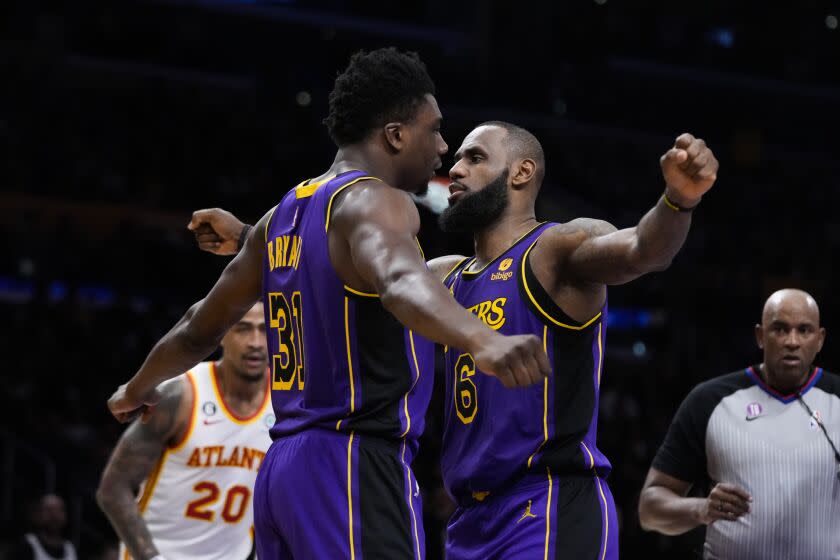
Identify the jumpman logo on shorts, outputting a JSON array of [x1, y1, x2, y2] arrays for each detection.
[[516, 500, 538, 523]]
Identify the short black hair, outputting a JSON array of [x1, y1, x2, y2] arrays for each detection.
[[479, 121, 546, 183], [324, 48, 436, 146]]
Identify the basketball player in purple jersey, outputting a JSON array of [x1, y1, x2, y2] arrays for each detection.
[[193, 121, 718, 559], [427, 122, 717, 560], [106, 49, 550, 560]]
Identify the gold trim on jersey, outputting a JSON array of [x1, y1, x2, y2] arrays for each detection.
[[264, 205, 277, 243], [460, 222, 546, 277], [344, 285, 378, 298], [442, 256, 470, 284], [581, 441, 596, 469], [520, 239, 602, 330], [209, 362, 272, 425], [399, 331, 422, 438], [400, 440, 422, 560], [296, 170, 368, 199], [294, 173, 338, 199], [325, 176, 382, 232], [168, 371, 198, 451], [415, 237, 425, 260], [596, 323, 604, 386], [595, 476, 609, 560], [336, 296, 356, 431], [346, 431, 356, 560], [544, 467, 553, 560], [527, 326, 550, 469]]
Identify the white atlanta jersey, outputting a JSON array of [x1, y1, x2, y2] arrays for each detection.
[[121, 361, 273, 560]]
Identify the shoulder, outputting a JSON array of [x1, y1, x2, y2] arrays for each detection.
[[427, 254, 469, 282], [159, 372, 191, 403], [532, 218, 618, 259], [815, 369, 840, 397], [680, 370, 751, 412], [250, 206, 281, 250], [335, 179, 414, 210], [541, 218, 618, 242], [331, 179, 419, 230], [144, 373, 194, 438]]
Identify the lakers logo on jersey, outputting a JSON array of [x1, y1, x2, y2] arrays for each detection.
[[491, 258, 514, 281], [466, 297, 507, 330]]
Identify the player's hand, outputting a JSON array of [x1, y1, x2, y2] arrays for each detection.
[[188, 208, 248, 256], [108, 383, 164, 424], [697, 482, 752, 525], [660, 133, 718, 208], [471, 333, 551, 388]]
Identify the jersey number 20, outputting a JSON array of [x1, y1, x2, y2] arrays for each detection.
[[184, 482, 250, 524]]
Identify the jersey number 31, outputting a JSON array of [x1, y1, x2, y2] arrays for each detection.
[[268, 291, 305, 391]]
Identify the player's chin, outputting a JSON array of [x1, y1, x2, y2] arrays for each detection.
[[241, 370, 266, 383], [240, 361, 267, 379]]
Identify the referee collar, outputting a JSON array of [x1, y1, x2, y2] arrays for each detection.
[[745, 364, 823, 404]]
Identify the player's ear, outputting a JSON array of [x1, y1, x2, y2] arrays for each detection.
[[384, 122, 404, 152], [754, 323, 764, 349], [511, 158, 536, 189]]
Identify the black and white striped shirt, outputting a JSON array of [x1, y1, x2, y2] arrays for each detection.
[[653, 366, 840, 560]]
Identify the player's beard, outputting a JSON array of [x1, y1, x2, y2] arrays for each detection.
[[438, 169, 509, 234], [236, 358, 267, 383]]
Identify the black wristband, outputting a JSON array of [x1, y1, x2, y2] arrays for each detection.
[[662, 192, 699, 212], [237, 224, 253, 252]]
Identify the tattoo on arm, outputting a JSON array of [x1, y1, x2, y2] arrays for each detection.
[[97, 378, 186, 560]]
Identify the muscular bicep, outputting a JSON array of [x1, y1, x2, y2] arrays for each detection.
[[643, 467, 693, 497], [332, 183, 427, 292], [562, 220, 651, 286]]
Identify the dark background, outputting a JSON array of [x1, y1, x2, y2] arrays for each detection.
[[2, 1, 839, 558]]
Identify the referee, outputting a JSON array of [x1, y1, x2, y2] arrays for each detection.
[[639, 289, 840, 559]]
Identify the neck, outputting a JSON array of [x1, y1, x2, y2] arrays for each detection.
[[330, 144, 397, 187], [759, 362, 813, 394], [472, 211, 538, 266], [215, 360, 265, 405]]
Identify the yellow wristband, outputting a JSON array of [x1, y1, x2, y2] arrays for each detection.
[[662, 192, 698, 212]]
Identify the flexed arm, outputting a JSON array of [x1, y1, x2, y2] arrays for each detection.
[[108, 210, 269, 423], [538, 133, 719, 288]]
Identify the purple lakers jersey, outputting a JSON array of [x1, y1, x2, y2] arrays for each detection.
[[262, 170, 434, 446], [441, 223, 611, 504]]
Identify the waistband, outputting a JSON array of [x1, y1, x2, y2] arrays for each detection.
[[454, 470, 604, 508], [274, 428, 411, 460]]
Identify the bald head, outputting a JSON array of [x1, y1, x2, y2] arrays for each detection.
[[756, 288, 825, 393], [478, 121, 545, 185], [761, 289, 820, 326]]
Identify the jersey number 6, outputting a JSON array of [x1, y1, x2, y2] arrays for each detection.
[[455, 353, 478, 424]]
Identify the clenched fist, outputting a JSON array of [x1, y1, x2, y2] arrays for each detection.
[[660, 133, 719, 208]]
